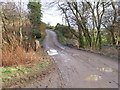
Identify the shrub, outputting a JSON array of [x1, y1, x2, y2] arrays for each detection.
[[54, 23, 73, 38], [31, 29, 41, 39]]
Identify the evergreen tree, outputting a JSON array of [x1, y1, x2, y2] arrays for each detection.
[[28, 1, 42, 38]]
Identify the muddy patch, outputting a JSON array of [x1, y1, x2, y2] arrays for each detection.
[[97, 67, 116, 72], [2, 51, 56, 88], [84, 75, 102, 81]]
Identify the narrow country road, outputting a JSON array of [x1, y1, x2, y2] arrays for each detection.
[[43, 30, 118, 88], [24, 30, 118, 88]]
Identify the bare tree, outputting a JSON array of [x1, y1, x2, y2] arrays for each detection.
[[102, 1, 119, 45], [19, 0, 23, 45], [47, 0, 119, 49], [87, 1, 111, 49]]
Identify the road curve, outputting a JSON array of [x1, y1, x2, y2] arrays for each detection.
[[43, 30, 118, 88]]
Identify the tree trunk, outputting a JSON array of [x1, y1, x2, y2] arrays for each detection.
[[78, 27, 84, 48], [110, 30, 116, 45], [96, 30, 102, 50], [19, 0, 23, 45], [98, 31, 102, 50]]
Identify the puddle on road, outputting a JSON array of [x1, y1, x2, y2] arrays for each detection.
[[60, 47, 65, 49], [88, 58, 92, 61], [64, 59, 70, 62], [47, 49, 58, 56], [97, 67, 116, 72], [72, 54, 80, 56], [84, 75, 102, 81]]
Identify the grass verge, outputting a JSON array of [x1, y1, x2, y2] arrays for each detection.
[[39, 33, 46, 44], [2, 50, 55, 88], [54, 30, 66, 45]]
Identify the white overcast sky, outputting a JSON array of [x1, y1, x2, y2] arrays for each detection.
[[0, 0, 119, 26], [0, 0, 63, 26], [41, 1, 63, 26]]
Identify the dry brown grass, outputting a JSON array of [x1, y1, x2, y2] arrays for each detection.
[[2, 39, 42, 67], [2, 19, 45, 67], [0, 50, 2, 66]]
